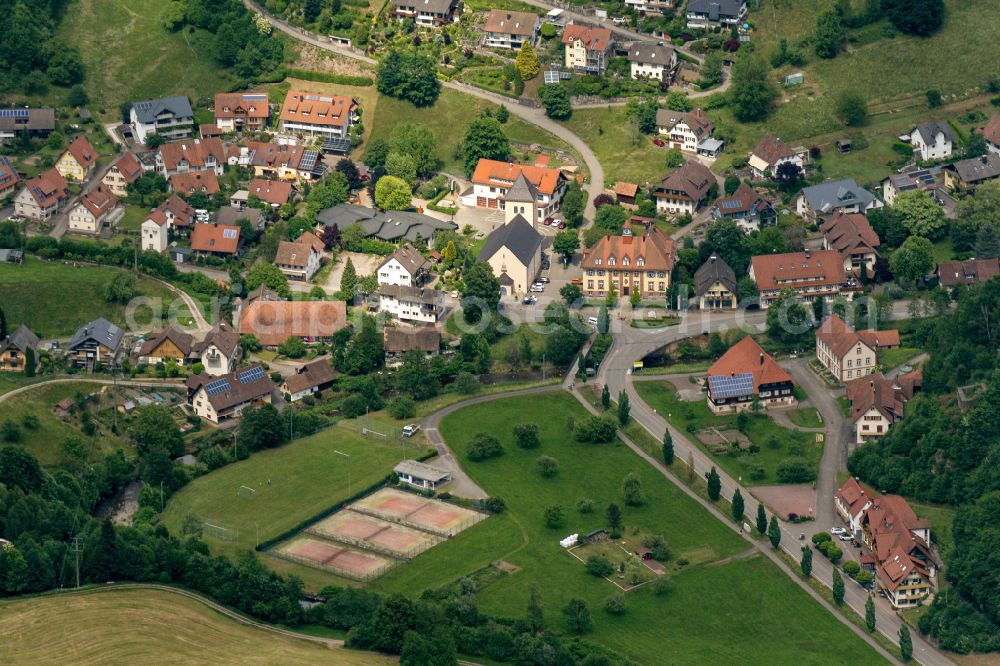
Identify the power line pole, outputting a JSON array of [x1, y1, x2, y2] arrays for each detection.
[[71, 537, 82, 589]]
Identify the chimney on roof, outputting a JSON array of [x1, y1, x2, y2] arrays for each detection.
[[804, 249, 811, 259], [982, 155, 989, 164], [759, 353, 764, 365]]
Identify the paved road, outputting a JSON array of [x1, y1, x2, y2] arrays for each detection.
[[146, 275, 212, 332]]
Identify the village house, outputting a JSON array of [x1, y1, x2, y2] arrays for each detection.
[[561, 24, 614, 74], [796, 179, 882, 224], [239, 142, 327, 181], [834, 477, 873, 534], [907, 121, 952, 162], [815, 315, 900, 383], [0, 155, 20, 199], [281, 359, 338, 402], [0, 107, 54, 143], [750, 250, 858, 308], [978, 114, 1000, 156], [686, 0, 746, 28], [624, 0, 676, 15], [193, 324, 241, 376], [384, 325, 441, 367], [822, 212, 880, 277], [378, 284, 444, 323], [67, 318, 124, 369], [377, 245, 430, 289], [477, 215, 544, 296], [390, 0, 461, 25], [187, 365, 275, 424], [55, 135, 97, 182], [581, 224, 675, 300], [152, 194, 196, 232], [936, 257, 1000, 289], [464, 160, 567, 223], [652, 160, 715, 215], [846, 370, 921, 443], [711, 182, 775, 232], [102, 152, 144, 197], [214, 92, 270, 132], [613, 181, 639, 207], [628, 41, 679, 84], [656, 108, 718, 156], [14, 169, 69, 221], [156, 138, 225, 178], [880, 168, 943, 207], [237, 178, 293, 209], [747, 135, 802, 181], [705, 336, 795, 414], [130, 96, 194, 145], [239, 300, 348, 348], [860, 494, 938, 609], [483, 10, 539, 49], [169, 172, 220, 196], [0, 325, 40, 373], [216, 205, 264, 231], [67, 185, 122, 234], [274, 233, 323, 281], [394, 460, 451, 490], [694, 254, 737, 310], [280, 90, 357, 139], [138, 326, 194, 367], [944, 153, 1000, 192], [141, 210, 169, 252], [190, 223, 241, 257]]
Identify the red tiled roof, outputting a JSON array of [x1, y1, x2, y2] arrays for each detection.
[[581, 226, 676, 272], [248, 178, 293, 206], [144, 209, 169, 227], [158, 138, 225, 171], [471, 159, 565, 196], [108, 152, 143, 184], [170, 171, 220, 195], [65, 135, 97, 169], [280, 90, 355, 128], [936, 258, 1000, 286], [706, 336, 792, 395], [246, 141, 310, 171], [751, 134, 796, 166], [200, 124, 222, 138], [23, 168, 68, 208], [713, 182, 768, 214], [215, 92, 270, 121], [239, 300, 348, 346], [191, 223, 241, 254], [846, 373, 904, 422], [159, 194, 196, 226], [296, 230, 325, 253], [816, 315, 876, 359], [561, 24, 612, 51], [823, 212, 880, 257], [483, 9, 538, 36], [613, 181, 639, 197], [856, 328, 900, 349], [77, 184, 119, 219], [978, 114, 1000, 146], [751, 250, 846, 292], [0, 155, 20, 191], [283, 358, 338, 394], [835, 477, 871, 520], [274, 239, 316, 268]]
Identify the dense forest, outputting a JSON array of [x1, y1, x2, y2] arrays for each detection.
[[848, 278, 1000, 653], [0, 0, 82, 93]]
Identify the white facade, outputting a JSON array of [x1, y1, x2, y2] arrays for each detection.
[[13, 188, 57, 221], [655, 194, 697, 216], [378, 291, 441, 324], [68, 203, 122, 235], [462, 182, 563, 222], [276, 248, 321, 281], [855, 406, 892, 444], [631, 61, 667, 81], [200, 342, 238, 377], [141, 218, 169, 252], [378, 257, 418, 287], [748, 152, 802, 180], [816, 338, 876, 383], [658, 119, 701, 153], [910, 128, 952, 162]]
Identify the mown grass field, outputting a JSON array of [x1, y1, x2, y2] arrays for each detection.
[[0, 588, 394, 665], [407, 391, 883, 664], [878, 346, 923, 370], [633, 381, 821, 485], [370, 88, 582, 175], [560, 106, 668, 185], [55, 0, 234, 114], [0, 257, 194, 337]]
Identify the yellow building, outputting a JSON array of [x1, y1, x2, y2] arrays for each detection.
[[56, 135, 98, 182], [693, 254, 737, 310]]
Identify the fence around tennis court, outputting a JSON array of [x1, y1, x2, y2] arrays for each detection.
[[304, 523, 440, 561], [266, 549, 398, 583], [344, 503, 486, 539]]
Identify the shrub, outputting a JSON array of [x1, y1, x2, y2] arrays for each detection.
[[387, 395, 416, 419], [454, 371, 480, 394], [513, 422, 541, 449], [652, 577, 671, 596], [842, 560, 861, 577], [576, 497, 595, 513], [586, 555, 614, 577], [484, 496, 506, 513], [573, 414, 618, 443], [811, 532, 832, 546], [856, 570, 874, 586], [776, 457, 815, 483], [604, 594, 626, 615], [643, 534, 672, 562], [543, 504, 566, 528], [537, 455, 559, 478], [468, 432, 504, 461]]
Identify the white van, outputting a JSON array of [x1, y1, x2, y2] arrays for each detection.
[[587, 316, 599, 326]]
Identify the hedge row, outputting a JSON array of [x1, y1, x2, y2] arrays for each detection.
[[284, 67, 374, 87]]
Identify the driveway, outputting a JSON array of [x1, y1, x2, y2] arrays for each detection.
[[319, 251, 384, 293]]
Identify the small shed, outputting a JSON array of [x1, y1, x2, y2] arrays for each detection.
[[784, 72, 804, 87], [53, 398, 75, 419], [634, 546, 653, 560], [837, 138, 852, 154], [0, 249, 23, 264], [394, 459, 452, 490], [585, 529, 608, 544], [169, 246, 192, 264]]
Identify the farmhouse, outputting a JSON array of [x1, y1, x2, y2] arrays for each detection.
[[750, 250, 857, 308], [138, 326, 194, 366], [860, 495, 938, 609], [15, 169, 68, 221], [483, 10, 539, 49], [187, 365, 275, 424], [0, 155, 21, 198], [814, 315, 899, 382], [130, 96, 194, 145], [694, 254, 737, 310], [377, 244, 431, 287], [318, 204, 457, 244], [796, 179, 882, 223], [822, 212, 880, 277], [747, 135, 802, 180], [169, 171, 220, 196], [192, 323, 241, 376], [907, 121, 952, 162], [628, 41, 679, 83], [281, 359, 338, 402], [834, 477, 873, 534], [157, 138, 225, 178], [239, 300, 349, 347], [686, 0, 746, 28], [68, 185, 122, 234], [652, 160, 715, 215], [846, 370, 921, 443], [141, 210, 169, 252], [464, 160, 567, 223], [214, 92, 270, 132], [711, 182, 774, 232], [705, 336, 795, 414], [55, 135, 97, 182], [477, 215, 543, 296], [67, 318, 124, 369], [581, 224, 675, 300], [384, 325, 441, 366], [394, 460, 452, 490], [102, 152, 143, 197], [0, 325, 40, 373], [390, 0, 461, 25], [561, 24, 614, 74], [936, 258, 999, 288], [944, 154, 1000, 191], [656, 108, 717, 155], [378, 284, 444, 323], [279, 90, 357, 139], [0, 107, 54, 141], [614, 181, 639, 206], [190, 223, 241, 257]]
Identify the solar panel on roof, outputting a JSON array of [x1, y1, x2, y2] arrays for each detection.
[[708, 373, 754, 399], [0, 109, 29, 118], [205, 378, 231, 396], [299, 150, 319, 172], [544, 71, 560, 84], [238, 366, 266, 384], [321, 138, 351, 154], [222, 228, 238, 239]]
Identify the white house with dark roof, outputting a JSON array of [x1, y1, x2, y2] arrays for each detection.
[[796, 179, 882, 223], [129, 96, 194, 145], [483, 10, 539, 49], [187, 365, 275, 423], [378, 284, 444, 323], [628, 42, 678, 83], [389, 0, 461, 25], [686, 0, 746, 29], [377, 244, 430, 287], [656, 108, 718, 155], [907, 121, 952, 162], [67, 318, 124, 368], [394, 459, 451, 490]]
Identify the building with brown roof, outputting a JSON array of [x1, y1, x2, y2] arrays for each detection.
[[749, 249, 858, 308], [214, 92, 270, 132], [14, 169, 69, 221], [390, 0, 461, 26], [945, 154, 1000, 191], [936, 258, 999, 288], [191, 223, 241, 256], [979, 113, 1000, 156], [239, 300, 348, 347], [384, 325, 441, 366], [656, 108, 715, 154], [102, 152, 144, 197], [613, 181, 639, 206], [652, 160, 715, 216], [834, 477, 873, 533], [169, 171, 220, 196], [483, 10, 539, 49], [187, 364, 275, 423], [464, 159, 568, 223], [242, 141, 326, 181], [814, 315, 879, 383], [281, 358, 338, 401], [846, 370, 921, 443], [193, 323, 242, 376], [275, 236, 322, 281], [68, 184, 122, 234], [0, 155, 21, 199], [280, 90, 357, 139], [628, 41, 679, 84], [157, 194, 196, 230], [141, 209, 170, 253], [562, 24, 614, 74], [705, 336, 795, 414], [56, 135, 98, 182], [822, 212, 880, 277], [377, 284, 444, 323], [156, 138, 225, 178], [581, 225, 676, 300], [0, 107, 54, 139], [0, 325, 40, 373], [694, 254, 737, 310], [246, 178, 293, 208], [377, 244, 431, 287], [711, 182, 775, 232], [748, 135, 802, 180], [860, 494, 938, 609], [138, 326, 194, 366]]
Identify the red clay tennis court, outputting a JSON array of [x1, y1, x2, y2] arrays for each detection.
[[308, 512, 441, 558], [278, 538, 394, 580], [348, 487, 486, 536]]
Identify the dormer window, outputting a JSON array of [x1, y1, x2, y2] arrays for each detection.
[[637, 257, 644, 266], [622, 257, 629, 266], [608, 257, 615, 266], [595, 258, 601, 265]]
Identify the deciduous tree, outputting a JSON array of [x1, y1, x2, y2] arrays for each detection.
[[374, 176, 412, 211], [729, 56, 777, 122], [894, 190, 947, 238], [890, 236, 934, 285], [461, 116, 510, 176]]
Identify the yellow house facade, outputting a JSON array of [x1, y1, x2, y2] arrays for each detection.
[[56, 135, 98, 182]]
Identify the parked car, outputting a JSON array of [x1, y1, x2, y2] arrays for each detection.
[[557, 221, 567, 229], [543, 217, 554, 226], [529, 285, 544, 293], [522, 295, 537, 304], [402, 424, 420, 437], [450, 290, 459, 298], [538, 276, 550, 283], [652, 138, 665, 147], [830, 527, 847, 535], [838, 534, 853, 541]]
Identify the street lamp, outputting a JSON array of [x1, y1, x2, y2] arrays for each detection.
[[335, 450, 352, 496]]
